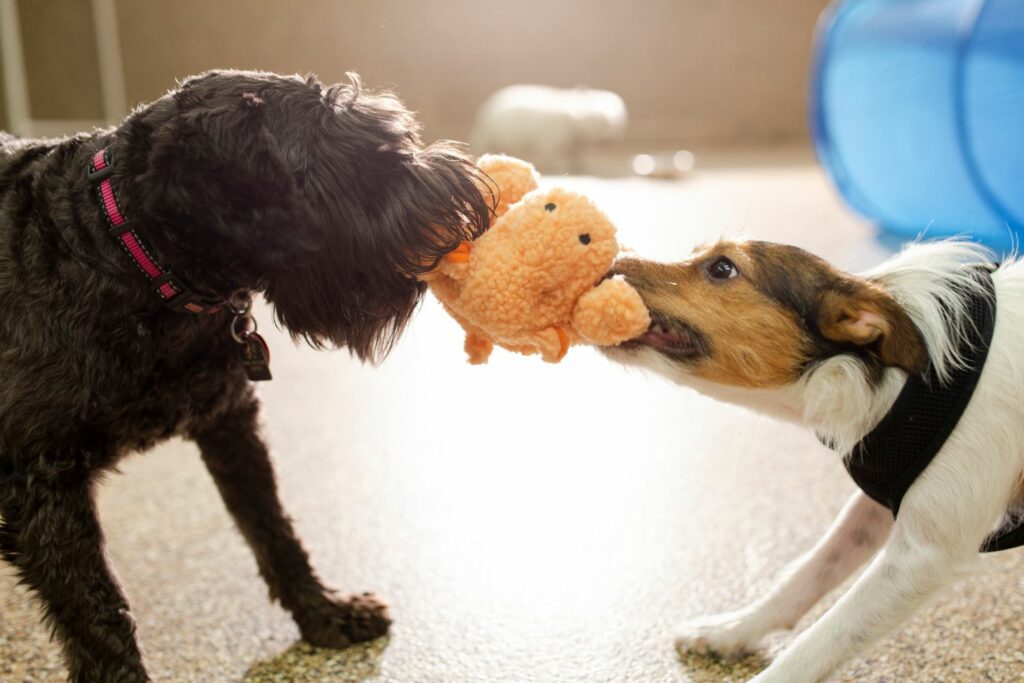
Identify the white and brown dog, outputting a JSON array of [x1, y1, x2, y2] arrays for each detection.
[[602, 240, 1023, 682]]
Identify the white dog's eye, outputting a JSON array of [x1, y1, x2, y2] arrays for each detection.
[[707, 256, 738, 280]]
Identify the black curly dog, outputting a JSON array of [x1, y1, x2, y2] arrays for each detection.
[[0, 70, 489, 681]]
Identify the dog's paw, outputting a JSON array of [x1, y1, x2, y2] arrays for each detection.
[[296, 592, 391, 649], [674, 610, 767, 659]]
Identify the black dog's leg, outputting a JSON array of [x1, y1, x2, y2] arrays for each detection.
[[191, 396, 390, 647], [0, 478, 149, 682]]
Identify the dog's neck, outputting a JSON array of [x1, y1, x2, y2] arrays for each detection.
[[8, 134, 260, 314], [0, 134, 153, 315]]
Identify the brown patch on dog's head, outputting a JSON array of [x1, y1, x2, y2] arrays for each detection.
[[817, 280, 927, 374], [608, 241, 926, 388]]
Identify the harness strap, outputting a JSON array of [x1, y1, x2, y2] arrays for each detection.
[[88, 148, 224, 315]]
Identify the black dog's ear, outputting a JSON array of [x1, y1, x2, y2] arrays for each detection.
[[818, 281, 927, 374], [141, 91, 320, 272]]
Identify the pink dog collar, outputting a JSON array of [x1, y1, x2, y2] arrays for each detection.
[[88, 148, 223, 315]]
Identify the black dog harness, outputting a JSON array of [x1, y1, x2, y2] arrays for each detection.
[[824, 266, 1021, 552]]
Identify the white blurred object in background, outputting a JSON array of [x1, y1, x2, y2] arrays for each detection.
[[632, 150, 696, 179], [472, 84, 627, 174]]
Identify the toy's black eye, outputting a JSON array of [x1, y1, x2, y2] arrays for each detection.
[[707, 256, 738, 280], [544, 202, 556, 212], [579, 233, 591, 245]]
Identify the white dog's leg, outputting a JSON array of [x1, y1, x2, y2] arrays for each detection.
[[749, 523, 978, 683], [748, 410, 1023, 683], [676, 492, 891, 657]]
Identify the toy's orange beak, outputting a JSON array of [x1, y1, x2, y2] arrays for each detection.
[[554, 325, 571, 361], [444, 242, 472, 264]]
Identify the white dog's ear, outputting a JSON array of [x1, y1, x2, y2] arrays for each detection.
[[819, 282, 926, 374]]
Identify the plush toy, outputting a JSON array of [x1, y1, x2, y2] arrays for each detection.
[[422, 154, 650, 364]]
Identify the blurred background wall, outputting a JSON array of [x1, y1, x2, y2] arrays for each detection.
[[1, 0, 828, 150]]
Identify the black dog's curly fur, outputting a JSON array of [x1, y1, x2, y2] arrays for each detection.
[[0, 70, 490, 681]]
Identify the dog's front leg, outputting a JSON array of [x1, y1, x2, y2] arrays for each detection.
[[190, 395, 391, 648], [676, 491, 891, 658], [0, 478, 149, 682], [749, 525, 971, 683]]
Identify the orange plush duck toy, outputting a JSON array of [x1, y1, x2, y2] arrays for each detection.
[[422, 154, 650, 364]]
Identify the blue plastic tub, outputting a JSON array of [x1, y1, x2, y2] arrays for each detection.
[[811, 0, 1024, 251]]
